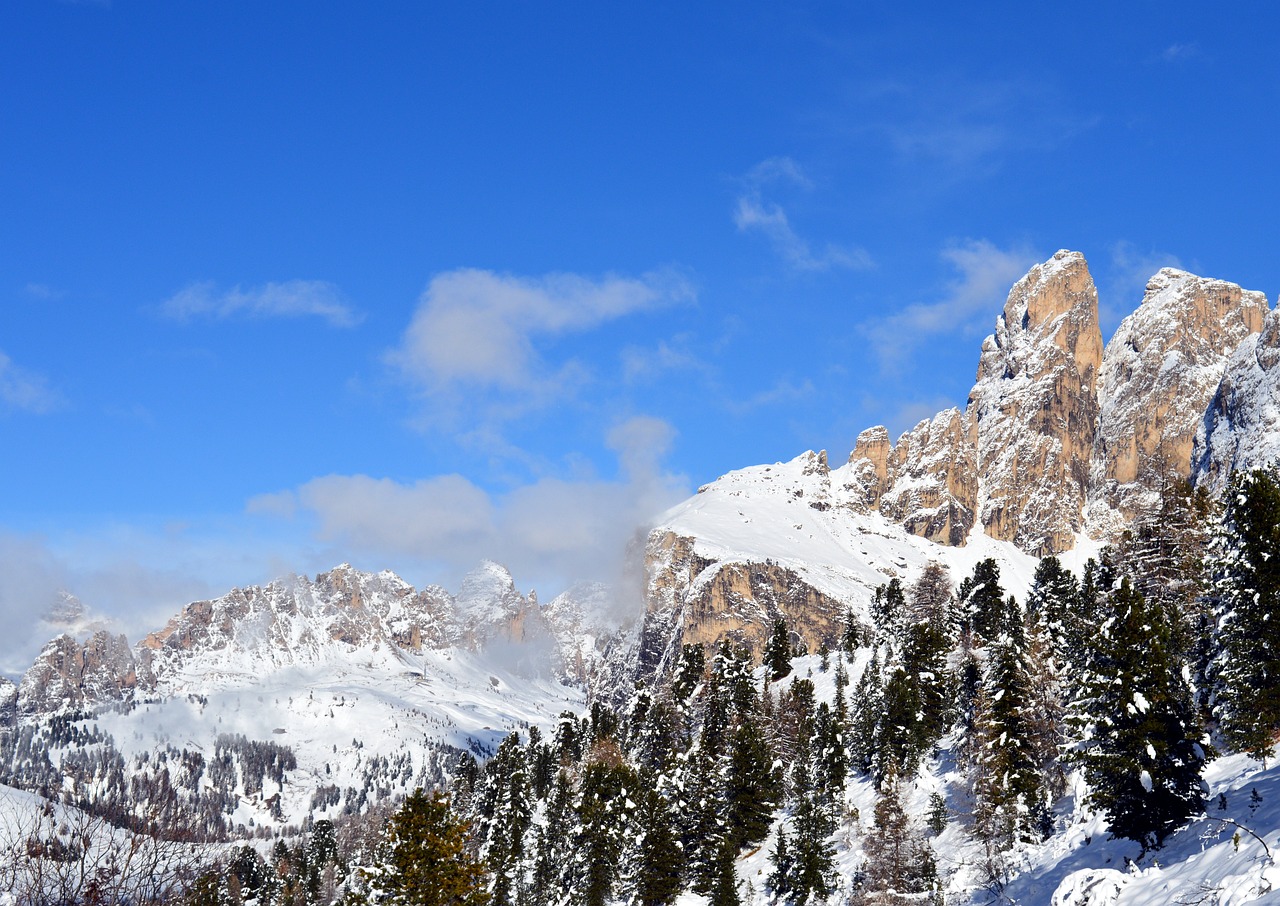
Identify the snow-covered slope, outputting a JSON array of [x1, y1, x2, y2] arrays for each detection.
[[634, 449, 1070, 684]]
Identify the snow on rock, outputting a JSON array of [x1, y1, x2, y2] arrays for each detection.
[[636, 449, 1040, 680], [1088, 268, 1268, 536], [967, 249, 1104, 555], [1194, 305, 1280, 492]]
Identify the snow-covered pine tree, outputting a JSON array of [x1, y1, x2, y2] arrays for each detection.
[[970, 613, 1046, 850], [1071, 577, 1209, 850], [857, 756, 939, 906], [1209, 467, 1280, 761], [766, 617, 794, 682]]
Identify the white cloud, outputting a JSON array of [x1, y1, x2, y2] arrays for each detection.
[[1161, 43, 1200, 62], [734, 159, 873, 272], [621, 336, 708, 383], [0, 351, 62, 414], [248, 416, 688, 594], [0, 527, 238, 677], [162, 280, 361, 327], [387, 268, 693, 426], [862, 239, 1041, 371], [23, 283, 62, 301]]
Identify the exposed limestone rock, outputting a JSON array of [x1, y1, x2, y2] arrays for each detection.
[[18, 630, 137, 716], [846, 426, 891, 509], [638, 530, 849, 681], [967, 250, 1103, 554], [879, 408, 977, 546], [1193, 305, 1280, 491], [843, 251, 1103, 555], [1088, 268, 1268, 534]]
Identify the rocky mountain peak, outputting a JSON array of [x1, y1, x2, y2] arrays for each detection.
[[1087, 268, 1269, 532], [975, 249, 1103, 383]]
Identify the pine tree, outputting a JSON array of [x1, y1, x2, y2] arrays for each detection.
[[364, 789, 490, 906], [476, 733, 532, 906], [1071, 578, 1209, 850], [871, 580, 907, 644], [1210, 468, 1280, 760], [630, 782, 684, 906], [766, 618, 794, 682], [786, 741, 836, 905], [958, 559, 1006, 643], [970, 617, 1044, 850], [725, 717, 781, 850], [859, 758, 938, 905]]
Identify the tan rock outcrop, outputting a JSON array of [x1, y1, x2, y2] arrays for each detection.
[[637, 530, 851, 679], [879, 408, 978, 546], [966, 250, 1103, 554], [1088, 268, 1268, 532]]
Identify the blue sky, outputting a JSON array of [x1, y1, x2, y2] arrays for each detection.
[[1, 1, 1278, 666]]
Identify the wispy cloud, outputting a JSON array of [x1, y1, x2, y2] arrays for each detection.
[[621, 336, 709, 383], [724, 378, 816, 415], [23, 283, 63, 301], [1160, 43, 1200, 63], [1099, 241, 1184, 335], [0, 351, 62, 414], [161, 280, 361, 327], [248, 416, 689, 593], [734, 157, 872, 272], [847, 75, 1095, 177], [862, 239, 1041, 371], [387, 268, 693, 429]]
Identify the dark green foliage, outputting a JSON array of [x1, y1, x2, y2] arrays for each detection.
[[1072, 578, 1208, 850], [673, 643, 706, 702], [366, 788, 490, 906], [871, 579, 907, 643], [971, 622, 1045, 849], [633, 782, 684, 906], [958, 559, 1006, 642], [726, 718, 782, 850], [1211, 468, 1280, 759], [766, 618, 794, 682]]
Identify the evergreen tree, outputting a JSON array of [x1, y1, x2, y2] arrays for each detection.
[[1210, 468, 1280, 760], [476, 734, 532, 906], [673, 643, 707, 703], [958, 559, 1005, 643], [1071, 578, 1209, 850], [725, 717, 781, 850], [849, 653, 884, 776], [766, 618, 794, 682], [569, 745, 640, 906], [364, 789, 490, 906], [871, 579, 907, 644], [970, 618, 1045, 850], [859, 758, 939, 906], [630, 782, 684, 906], [786, 742, 836, 905]]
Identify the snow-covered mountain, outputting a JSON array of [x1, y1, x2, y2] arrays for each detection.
[[626, 251, 1280, 690], [7, 248, 1280, 903]]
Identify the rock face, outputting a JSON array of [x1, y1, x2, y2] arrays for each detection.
[[17, 631, 137, 716], [846, 250, 1103, 555], [877, 408, 978, 546], [0, 677, 18, 727], [638, 529, 850, 681], [967, 250, 1104, 554], [1194, 307, 1280, 491], [1088, 269, 1268, 532], [637, 250, 1277, 674]]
